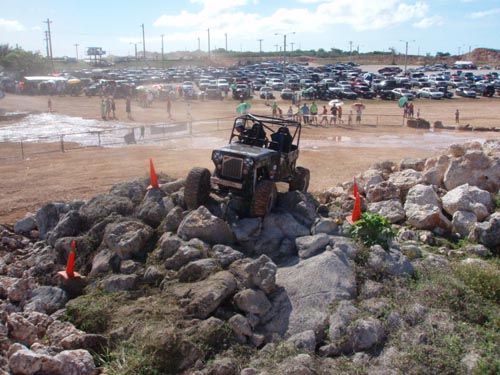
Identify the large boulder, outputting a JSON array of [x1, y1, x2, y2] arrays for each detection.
[[358, 169, 385, 194], [14, 216, 37, 235], [9, 348, 61, 375], [264, 250, 356, 338], [24, 286, 68, 315], [209, 245, 244, 268], [103, 220, 154, 260], [347, 317, 386, 352], [177, 258, 219, 282], [469, 212, 500, 249], [400, 158, 425, 172], [367, 245, 414, 278], [387, 169, 423, 199], [47, 210, 86, 246], [136, 188, 169, 227], [79, 194, 134, 224], [366, 181, 401, 203], [295, 233, 330, 259], [109, 178, 149, 205], [368, 200, 405, 224], [444, 151, 500, 192], [177, 206, 234, 245], [54, 349, 97, 375], [35, 203, 60, 240], [229, 255, 277, 294], [164, 244, 206, 271], [442, 184, 493, 221], [452, 210, 478, 238], [234, 289, 272, 316], [404, 184, 451, 231]]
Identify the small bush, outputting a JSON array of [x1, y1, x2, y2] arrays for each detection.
[[348, 212, 395, 250], [63, 291, 113, 333], [454, 262, 500, 304]]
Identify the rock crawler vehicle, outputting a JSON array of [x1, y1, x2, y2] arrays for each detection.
[[184, 114, 310, 217]]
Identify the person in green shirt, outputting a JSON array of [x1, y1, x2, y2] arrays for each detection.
[[271, 102, 278, 117], [310, 101, 318, 125]]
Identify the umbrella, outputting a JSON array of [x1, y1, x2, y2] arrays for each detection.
[[236, 102, 251, 114], [67, 78, 81, 85], [329, 99, 344, 107], [398, 96, 409, 108], [352, 103, 366, 110]]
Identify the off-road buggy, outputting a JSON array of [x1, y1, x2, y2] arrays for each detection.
[[184, 114, 310, 217]]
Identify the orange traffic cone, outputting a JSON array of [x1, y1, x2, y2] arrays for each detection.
[[347, 192, 362, 224], [58, 240, 81, 280], [350, 177, 359, 199], [148, 158, 159, 189]]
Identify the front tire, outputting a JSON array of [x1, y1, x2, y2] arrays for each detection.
[[289, 167, 310, 192], [250, 181, 277, 217], [184, 167, 211, 210]]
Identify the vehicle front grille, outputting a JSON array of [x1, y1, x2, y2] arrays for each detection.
[[221, 156, 243, 179]]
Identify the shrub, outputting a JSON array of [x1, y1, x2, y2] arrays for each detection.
[[348, 212, 395, 250]]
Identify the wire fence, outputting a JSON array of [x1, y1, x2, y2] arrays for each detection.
[[1, 112, 498, 161]]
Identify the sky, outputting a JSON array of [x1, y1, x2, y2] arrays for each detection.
[[1, 0, 499, 59]]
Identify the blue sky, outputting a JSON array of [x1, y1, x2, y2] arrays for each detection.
[[1, 0, 499, 58]]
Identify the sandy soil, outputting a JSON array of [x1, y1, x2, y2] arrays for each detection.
[[1, 92, 499, 224]]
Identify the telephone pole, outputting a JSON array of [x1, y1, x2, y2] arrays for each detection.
[[44, 19, 54, 70], [161, 34, 164, 68], [141, 23, 146, 63], [74, 43, 79, 60], [44, 31, 49, 58], [291, 42, 294, 53], [225, 32, 228, 51], [257, 39, 263, 53], [207, 28, 211, 61]]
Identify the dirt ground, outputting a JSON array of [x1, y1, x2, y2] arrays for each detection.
[[1, 92, 499, 224]]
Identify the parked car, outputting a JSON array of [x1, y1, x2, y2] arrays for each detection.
[[391, 88, 415, 100], [353, 85, 375, 99], [455, 86, 477, 98], [280, 88, 294, 100], [473, 83, 495, 97], [417, 87, 444, 99], [337, 88, 358, 100], [205, 84, 222, 100], [259, 86, 275, 99], [285, 78, 300, 91]]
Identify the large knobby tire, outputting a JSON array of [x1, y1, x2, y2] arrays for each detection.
[[289, 167, 310, 192], [250, 181, 277, 217], [184, 167, 211, 210]]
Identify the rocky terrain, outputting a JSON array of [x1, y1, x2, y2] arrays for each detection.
[[1, 140, 500, 375]]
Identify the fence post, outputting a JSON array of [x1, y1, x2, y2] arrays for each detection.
[[376, 116, 379, 126], [98, 132, 101, 147], [20, 139, 25, 160], [60, 135, 65, 153]]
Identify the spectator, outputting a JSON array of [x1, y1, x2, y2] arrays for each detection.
[[310, 101, 318, 125], [320, 105, 329, 126], [125, 96, 132, 120], [48, 96, 52, 112], [301, 103, 310, 124], [455, 109, 460, 124]]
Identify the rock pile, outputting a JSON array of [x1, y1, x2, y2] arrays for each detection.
[[1, 140, 499, 374]]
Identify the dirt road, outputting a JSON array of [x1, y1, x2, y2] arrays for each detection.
[[1, 93, 498, 224]]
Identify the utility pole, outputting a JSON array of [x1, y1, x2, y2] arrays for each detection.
[[274, 44, 279, 52], [349, 40, 353, 60], [141, 23, 146, 63], [161, 34, 164, 68], [44, 19, 54, 70], [225, 32, 228, 51], [44, 31, 49, 58], [197, 37, 200, 51], [207, 28, 211, 61], [400, 39, 415, 74], [291, 42, 294, 53], [74, 43, 79, 60], [257, 39, 263, 53]]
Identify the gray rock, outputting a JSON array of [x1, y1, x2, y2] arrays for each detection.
[[399, 244, 423, 260], [8, 348, 60, 375], [234, 289, 272, 316], [366, 181, 401, 203], [79, 194, 134, 224], [265, 251, 356, 338], [452, 210, 478, 237], [209, 245, 244, 268], [367, 245, 414, 277], [329, 236, 360, 260], [14, 216, 37, 235], [109, 178, 148, 205], [89, 248, 114, 278], [143, 265, 166, 284], [469, 212, 500, 249], [35, 203, 60, 240], [328, 300, 360, 342], [359, 169, 385, 193], [296, 233, 330, 259], [448, 143, 467, 157], [154, 233, 183, 261], [54, 349, 96, 375], [278, 191, 319, 227], [231, 218, 262, 242], [164, 245, 205, 271], [229, 255, 277, 294], [461, 352, 481, 375], [311, 218, 338, 235], [400, 158, 425, 172], [404, 184, 451, 231], [8, 278, 32, 304], [160, 178, 185, 194], [228, 314, 253, 338], [162, 206, 185, 233], [185, 271, 237, 319], [102, 274, 137, 293], [359, 280, 384, 299], [347, 317, 385, 351], [464, 244, 491, 258], [178, 258, 219, 282], [286, 330, 316, 352], [24, 286, 68, 315], [368, 199, 405, 223], [387, 169, 423, 198], [7, 313, 39, 346], [444, 151, 500, 193], [120, 259, 140, 274], [103, 220, 154, 260], [177, 206, 234, 245], [136, 188, 168, 226], [47, 210, 86, 246], [442, 184, 493, 221]]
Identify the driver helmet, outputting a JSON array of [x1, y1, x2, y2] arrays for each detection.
[[235, 119, 245, 131]]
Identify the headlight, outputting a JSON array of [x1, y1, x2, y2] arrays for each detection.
[[244, 157, 254, 167], [212, 151, 223, 162]]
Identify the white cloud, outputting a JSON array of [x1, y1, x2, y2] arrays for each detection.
[[469, 8, 500, 18], [0, 18, 26, 32], [413, 15, 444, 28]]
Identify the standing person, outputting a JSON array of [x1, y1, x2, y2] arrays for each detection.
[[166, 97, 172, 119], [295, 105, 303, 123], [140, 125, 145, 139], [287, 105, 293, 119], [271, 101, 278, 117], [310, 101, 318, 125], [408, 102, 414, 118], [320, 105, 329, 126], [125, 96, 132, 120], [111, 98, 116, 119], [355, 107, 362, 125], [416, 108, 420, 119], [338, 105, 343, 124], [47, 96, 52, 112], [301, 103, 310, 124], [348, 110, 353, 126], [105, 97, 111, 120], [330, 105, 337, 126], [455, 109, 460, 124], [100, 98, 106, 120]]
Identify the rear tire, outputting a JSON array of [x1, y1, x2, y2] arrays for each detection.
[[289, 167, 310, 192], [184, 167, 211, 210], [250, 181, 277, 217]]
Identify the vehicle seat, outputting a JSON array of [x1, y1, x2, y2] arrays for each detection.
[[270, 126, 292, 152], [249, 123, 267, 147]]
